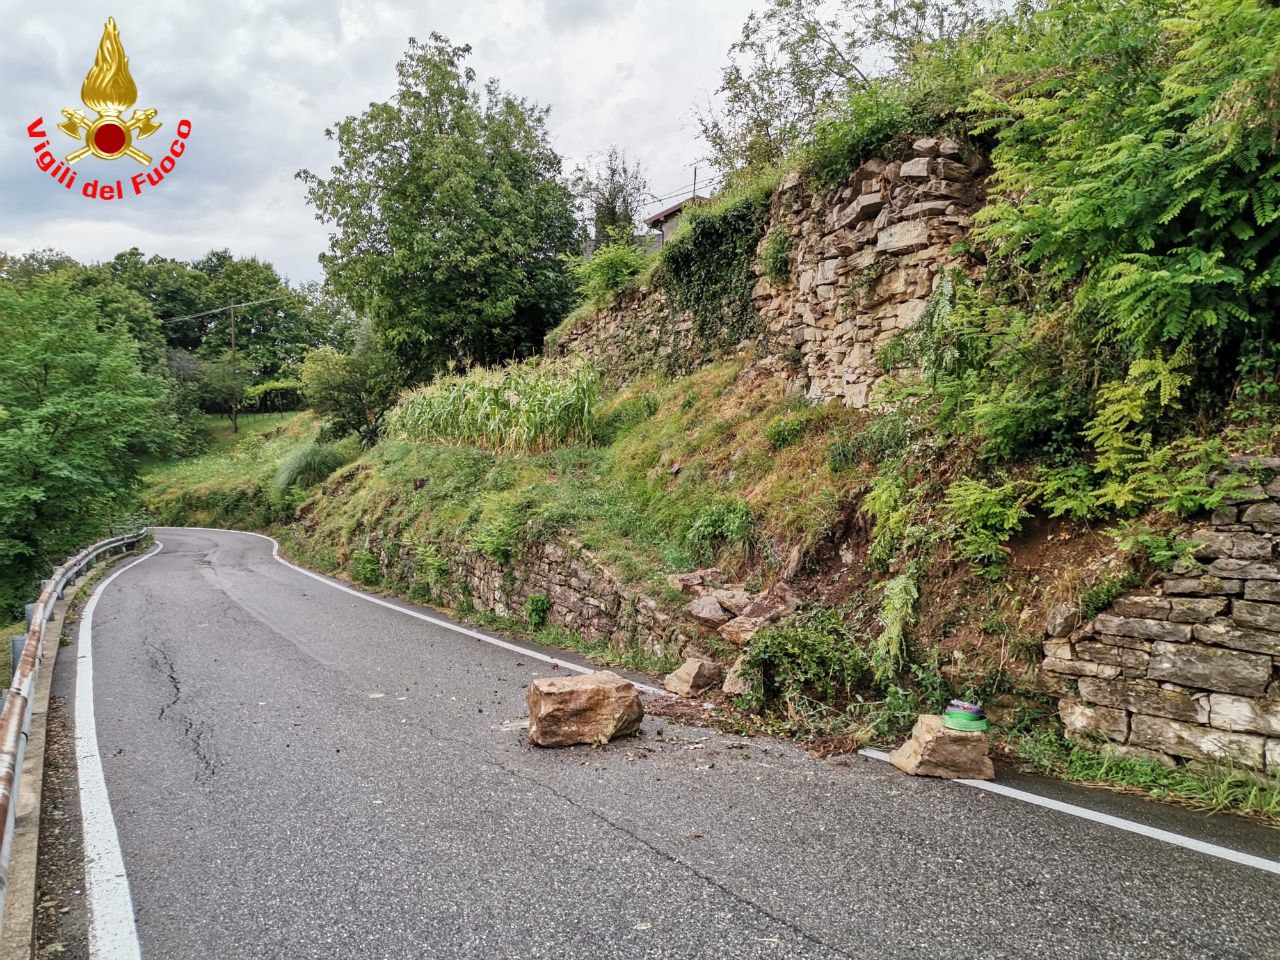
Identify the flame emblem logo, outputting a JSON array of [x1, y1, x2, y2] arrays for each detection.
[[57, 17, 160, 165]]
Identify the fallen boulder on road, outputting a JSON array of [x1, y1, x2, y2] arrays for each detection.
[[664, 657, 724, 697], [527, 671, 643, 747], [887, 714, 994, 780]]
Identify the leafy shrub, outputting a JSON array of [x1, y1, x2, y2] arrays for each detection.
[[684, 497, 755, 564], [874, 568, 919, 684], [569, 241, 651, 306], [412, 541, 449, 594], [468, 504, 526, 563], [244, 379, 305, 413], [1079, 571, 1142, 620], [350, 549, 382, 586], [802, 81, 918, 189], [388, 359, 599, 454], [524, 592, 551, 629], [272, 442, 350, 493], [763, 412, 808, 450], [743, 608, 868, 711], [941, 477, 1029, 575], [758, 226, 791, 283]]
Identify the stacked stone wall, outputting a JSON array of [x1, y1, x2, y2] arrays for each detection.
[[553, 137, 985, 406], [363, 531, 692, 660], [1043, 458, 1280, 772]]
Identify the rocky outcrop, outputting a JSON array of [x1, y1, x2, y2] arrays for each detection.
[[553, 138, 985, 407], [527, 671, 644, 747], [1043, 459, 1280, 772], [888, 714, 995, 780]]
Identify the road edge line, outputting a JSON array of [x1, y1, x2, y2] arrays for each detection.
[[858, 748, 1280, 876], [171, 527, 671, 697], [76, 544, 161, 960]]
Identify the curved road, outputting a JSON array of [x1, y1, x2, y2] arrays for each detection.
[[48, 528, 1280, 959]]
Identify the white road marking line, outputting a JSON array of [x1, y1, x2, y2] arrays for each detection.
[[77, 543, 163, 960], [165, 527, 670, 697], [859, 748, 1280, 876]]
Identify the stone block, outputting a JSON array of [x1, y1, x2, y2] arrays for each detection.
[[938, 137, 963, 158], [1093, 614, 1192, 642], [1077, 677, 1209, 724], [711, 587, 753, 616], [1208, 558, 1280, 581], [920, 178, 967, 199], [1268, 739, 1280, 773], [1242, 502, 1280, 525], [1167, 597, 1230, 623], [888, 715, 994, 779], [1208, 693, 1280, 736], [931, 158, 972, 181], [849, 192, 884, 222], [664, 657, 725, 698], [876, 220, 931, 255], [1148, 640, 1271, 696], [1073, 640, 1149, 672], [1042, 657, 1121, 679], [1059, 699, 1128, 742], [911, 137, 941, 157], [1129, 714, 1266, 767], [527, 671, 643, 747], [683, 595, 732, 628], [1245, 581, 1280, 602], [1110, 596, 1169, 620], [1045, 603, 1081, 638], [899, 157, 932, 180], [1163, 576, 1243, 597], [1232, 599, 1280, 633], [901, 200, 952, 219], [1042, 639, 1073, 660], [722, 654, 751, 697], [1190, 529, 1273, 561], [1192, 620, 1280, 656], [719, 616, 766, 647]]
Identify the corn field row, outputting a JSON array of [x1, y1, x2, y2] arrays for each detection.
[[386, 359, 600, 454]]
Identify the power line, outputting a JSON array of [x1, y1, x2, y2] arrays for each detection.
[[157, 294, 292, 325]]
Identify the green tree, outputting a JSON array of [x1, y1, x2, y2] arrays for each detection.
[[299, 34, 579, 384], [0, 276, 169, 616], [300, 325, 402, 447], [571, 146, 650, 242]]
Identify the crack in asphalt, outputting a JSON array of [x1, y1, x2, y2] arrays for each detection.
[[144, 639, 219, 783]]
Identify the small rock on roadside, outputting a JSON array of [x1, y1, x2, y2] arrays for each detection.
[[683, 595, 732, 628], [527, 671, 643, 748], [722, 655, 751, 697], [887, 714, 994, 780], [664, 657, 725, 697]]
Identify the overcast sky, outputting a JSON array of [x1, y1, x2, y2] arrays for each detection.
[[0, 1, 750, 283]]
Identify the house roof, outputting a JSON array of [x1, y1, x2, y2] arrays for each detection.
[[643, 194, 711, 228]]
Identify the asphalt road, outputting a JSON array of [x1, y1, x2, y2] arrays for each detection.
[[51, 527, 1280, 959]]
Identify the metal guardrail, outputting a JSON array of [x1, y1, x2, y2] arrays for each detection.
[[0, 530, 147, 924]]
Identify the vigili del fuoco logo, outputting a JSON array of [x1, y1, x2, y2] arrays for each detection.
[[26, 17, 192, 201]]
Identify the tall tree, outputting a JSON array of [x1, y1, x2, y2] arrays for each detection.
[[571, 146, 651, 243], [299, 34, 579, 384]]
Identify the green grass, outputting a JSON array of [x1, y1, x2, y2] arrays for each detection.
[[0, 621, 21, 682], [1009, 726, 1280, 822]]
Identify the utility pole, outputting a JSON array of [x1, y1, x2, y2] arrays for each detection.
[[229, 304, 239, 435]]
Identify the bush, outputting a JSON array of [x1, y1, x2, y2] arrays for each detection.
[[272, 442, 350, 493], [758, 227, 790, 283], [684, 497, 754, 564], [763, 412, 808, 450], [524, 593, 551, 629], [802, 82, 919, 189], [350, 549, 382, 586], [570, 242, 651, 306], [387, 359, 600, 455], [941, 477, 1030, 575], [743, 608, 868, 712]]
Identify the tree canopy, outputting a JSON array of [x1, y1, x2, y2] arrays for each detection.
[[299, 34, 580, 384]]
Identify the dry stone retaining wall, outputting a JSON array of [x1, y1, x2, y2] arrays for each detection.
[[1043, 459, 1280, 772], [363, 530, 692, 660], [554, 137, 985, 406]]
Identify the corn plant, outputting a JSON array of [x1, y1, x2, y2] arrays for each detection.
[[386, 359, 600, 455]]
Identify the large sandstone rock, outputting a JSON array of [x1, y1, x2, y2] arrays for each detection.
[[1076, 677, 1209, 724], [527, 671, 643, 747], [711, 587, 753, 616], [719, 616, 766, 647], [887, 715, 994, 780], [664, 657, 724, 697], [1059, 699, 1128, 742], [1208, 693, 1280, 736]]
